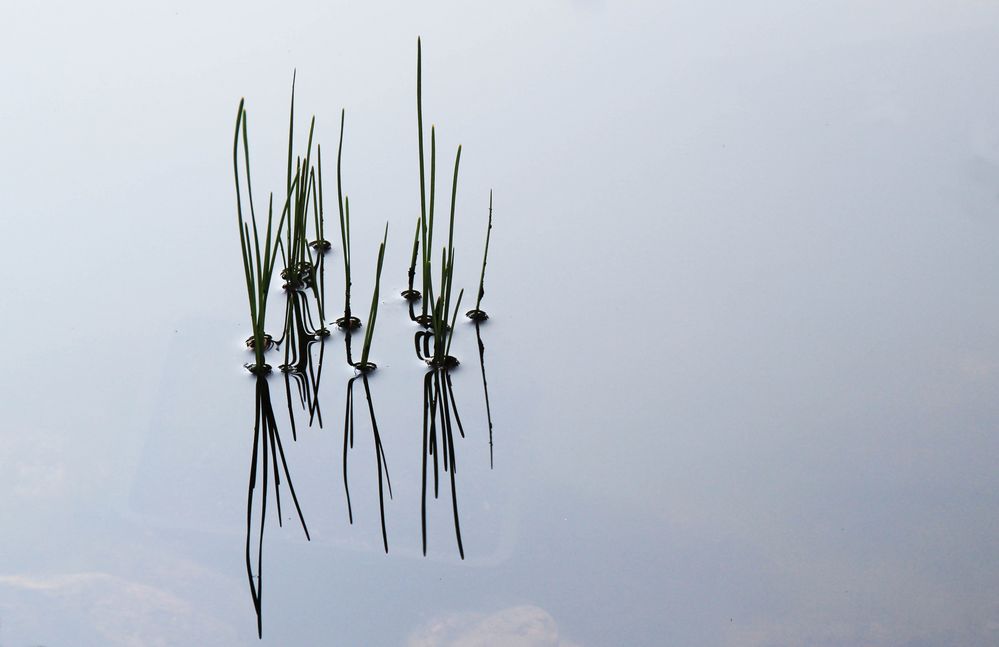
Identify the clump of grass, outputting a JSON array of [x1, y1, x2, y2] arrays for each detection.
[[266, 76, 330, 439], [466, 190, 493, 321], [234, 96, 310, 639], [414, 142, 464, 370], [278, 75, 319, 297], [233, 98, 297, 373], [407, 39, 471, 558]]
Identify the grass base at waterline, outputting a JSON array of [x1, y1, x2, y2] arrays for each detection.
[[309, 239, 332, 253], [465, 191, 494, 322], [401, 288, 421, 300], [281, 261, 316, 291], [414, 330, 460, 369], [335, 315, 362, 330], [245, 363, 273, 375], [427, 355, 459, 369], [245, 334, 275, 350]]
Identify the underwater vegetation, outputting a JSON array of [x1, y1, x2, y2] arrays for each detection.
[[229, 38, 497, 637]]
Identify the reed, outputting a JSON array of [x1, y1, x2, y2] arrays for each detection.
[[402, 216, 422, 303], [233, 98, 298, 372], [335, 109, 362, 331], [308, 146, 331, 335], [341, 227, 393, 552], [358, 223, 389, 370], [466, 190, 492, 321], [278, 74, 319, 296]]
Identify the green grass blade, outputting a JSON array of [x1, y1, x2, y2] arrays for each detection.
[[445, 289, 464, 358], [475, 190, 492, 310], [360, 223, 389, 367], [447, 145, 461, 260]]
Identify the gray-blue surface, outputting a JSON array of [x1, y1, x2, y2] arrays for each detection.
[[3, 1, 999, 645]]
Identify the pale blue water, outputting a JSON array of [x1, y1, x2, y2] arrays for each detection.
[[3, 1, 999, 645]]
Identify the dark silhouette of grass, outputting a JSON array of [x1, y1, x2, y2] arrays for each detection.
[[278, 290, 326, 440], [341, 372, 393, 553], [473, 321, 494, 468], [245, 375, 311, 639]]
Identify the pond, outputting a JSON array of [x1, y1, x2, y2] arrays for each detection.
[[3, 1, 999, 646]]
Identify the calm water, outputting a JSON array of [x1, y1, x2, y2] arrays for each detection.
[[4, 1, 999, 645]]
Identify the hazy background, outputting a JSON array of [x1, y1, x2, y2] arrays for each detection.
[[3, 1, 999, 645]]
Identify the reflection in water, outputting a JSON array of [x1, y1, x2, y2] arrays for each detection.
[[340, 228, 393, 552], [474, 321, 495, 468], [277, 291, 327, 440], [341, 369, 393, 553], [414, 290, 469, 559], [420, 360, 467, 559], [245, 374, 311, 638]]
